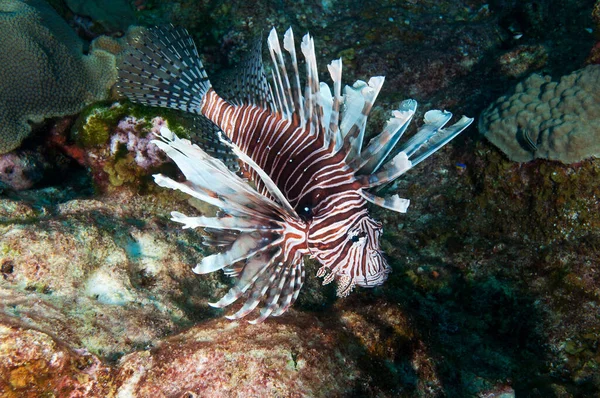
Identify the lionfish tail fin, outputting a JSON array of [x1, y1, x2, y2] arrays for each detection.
[[117, 25, 211, 114]]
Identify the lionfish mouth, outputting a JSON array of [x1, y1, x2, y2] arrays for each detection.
[[116, 25, 474, 323], [316, 252, 390, 295]]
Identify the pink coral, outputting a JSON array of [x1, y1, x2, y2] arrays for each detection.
[[0, 151, 45, 191], [110, 116, 166, 168]]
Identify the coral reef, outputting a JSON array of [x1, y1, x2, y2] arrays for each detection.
[[68, 103, 182, 189], [0, 0, 119, 154], [0, 151, 48, 191], [1, 0, 600, 396], [479, 65, 600, 163]]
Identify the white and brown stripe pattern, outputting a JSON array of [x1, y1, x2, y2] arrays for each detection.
[[117, 26, 474, 322]]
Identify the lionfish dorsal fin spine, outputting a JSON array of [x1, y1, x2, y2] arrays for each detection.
[[267, 28, 295, 120], [318, 82, 333, 147], [117, 25, 211, 114], [269, 68, 283, 115], [358, 112, 474, 189], [352, 99, 417, 174], [359, 190, 410, 213], [398, 110, 453, 158], [358, 151, 412, 188], [409, 115, 475, 167], [300, 33, 322, 137], [339, 76, 385, 160], [326, 58, 343, 151], [282, 28, 306, 127]]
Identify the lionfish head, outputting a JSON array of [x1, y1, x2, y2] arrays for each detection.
[[308, 198, 391, 297]]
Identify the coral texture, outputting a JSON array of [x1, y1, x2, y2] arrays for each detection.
[[478, 65, 600, 163], [0, 151, 47, 191], [0, 0, 117, 154]]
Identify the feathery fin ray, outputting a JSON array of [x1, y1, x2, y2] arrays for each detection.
[[117, 25, 474, 323]]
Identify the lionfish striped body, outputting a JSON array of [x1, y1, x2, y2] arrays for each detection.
[[117, 26, 473, 323]]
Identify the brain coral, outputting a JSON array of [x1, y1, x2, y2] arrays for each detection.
[[0, 0, 118, 154], [478, 65, 600, 163]]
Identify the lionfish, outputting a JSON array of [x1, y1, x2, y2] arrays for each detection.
[[117, 26, 473, 323]]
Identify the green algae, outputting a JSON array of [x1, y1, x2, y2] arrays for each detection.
[[72, 100, 192, 149]]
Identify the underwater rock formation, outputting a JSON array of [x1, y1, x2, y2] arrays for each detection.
[[64, 0, 136, 32], [479, 65, 600, 163], [0, 189, 401, 397], [0, 151, 48, 191], [0, 0, 118, 154]]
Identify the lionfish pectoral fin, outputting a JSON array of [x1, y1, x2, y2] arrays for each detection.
[[248, 258, 304, 324], [170, 211, 274, 231], [117, 25, 211, 114], [218, 133, 299, 220], [209, 251, 277, 308], [271, 260, 304, 316], [192, 232, 278, 274], [152, 126, 287, 220]]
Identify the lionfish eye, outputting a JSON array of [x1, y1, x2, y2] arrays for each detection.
[[298, 205, 312, 219], [350, 231, 367, 243]]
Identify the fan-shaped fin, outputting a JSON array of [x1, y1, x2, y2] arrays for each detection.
[[170, 211, 277, 231], [219, 133, 298, 219], [117, 25, 210, 113], [192, 232, 281, 274], [209, 250, 279, 308]]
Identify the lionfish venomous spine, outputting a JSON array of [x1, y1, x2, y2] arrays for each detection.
[[117, 26, 473, 323]]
